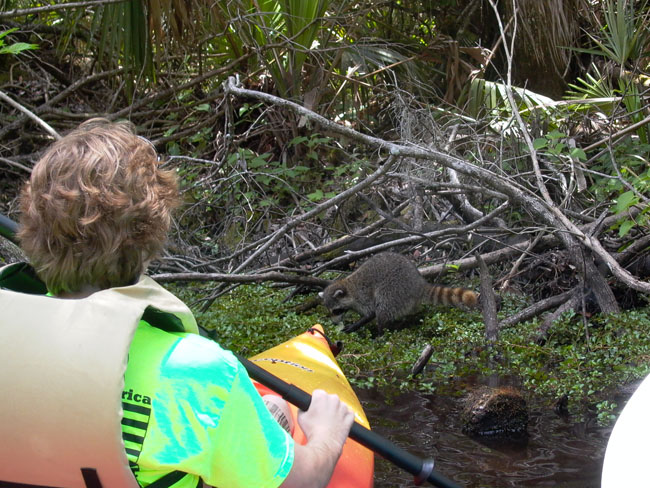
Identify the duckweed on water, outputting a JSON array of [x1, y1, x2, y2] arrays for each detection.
[[170, 283, 650, 423]]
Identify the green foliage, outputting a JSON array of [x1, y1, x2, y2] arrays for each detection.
[[565, 64, 617, 108], [231, 0, 331, 99], [581, 0, 650, 70], [498, 310, 650, 420], [171, 283, 322, 356], [226, 147, 311, 208], [459, 78, 556, 120], [93, 1, 153, 96], [619, 76, 650, 145], [596, 400, 618, 425], [588, 139, 650, 238], [0, 28, 37, 55], [168, 283, 650, 425], [212, 133, 357, 211]]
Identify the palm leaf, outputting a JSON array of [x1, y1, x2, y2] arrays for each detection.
[[91, 0, 153, 96], [460, 78, 555, 119], [584, 0, 650, 70]]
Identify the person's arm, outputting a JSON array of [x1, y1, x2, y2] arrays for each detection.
[[279, 389, 355, 488]]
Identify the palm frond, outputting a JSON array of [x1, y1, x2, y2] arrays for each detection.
[[585, 0, 650, 70], [459, 78, 555, 120]]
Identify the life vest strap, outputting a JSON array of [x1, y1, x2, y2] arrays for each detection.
[[0, 468, 101, 488]]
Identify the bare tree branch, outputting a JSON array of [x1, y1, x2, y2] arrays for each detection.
[[0, 90, 61, 140], [0, 0, 127, 20], [312, 200, 510, 273], [151, 270, 329, 288], [499, 289, 576, 329]]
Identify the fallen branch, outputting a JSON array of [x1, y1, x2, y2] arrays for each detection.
[[419, 235, 557, 277], [498, 289, 576, 329], [151, 270, 329, 288], [477, 254, 499, 343], [313, 201, 510, 274]]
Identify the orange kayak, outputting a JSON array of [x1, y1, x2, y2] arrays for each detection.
[[250, 324, 374, 488]]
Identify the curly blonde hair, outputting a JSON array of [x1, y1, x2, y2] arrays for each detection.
[[19, 118, 180, 294]]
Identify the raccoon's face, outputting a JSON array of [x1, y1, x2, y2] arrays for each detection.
[[319, 284, 354, 322]]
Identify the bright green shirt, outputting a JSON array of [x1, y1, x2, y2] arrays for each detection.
[[122, 321, 294, 488]]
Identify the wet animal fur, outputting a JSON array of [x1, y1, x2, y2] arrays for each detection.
[[319, 252, 478, 333]]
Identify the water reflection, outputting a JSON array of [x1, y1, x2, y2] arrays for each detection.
[[357, 387, 611, 487]]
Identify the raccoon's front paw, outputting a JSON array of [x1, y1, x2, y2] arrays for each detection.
[[342, 322, 363, 333]]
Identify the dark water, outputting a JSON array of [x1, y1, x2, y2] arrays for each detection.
[[357, 387, 612, 488]]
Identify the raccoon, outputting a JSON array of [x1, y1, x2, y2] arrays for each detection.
[[319, 252, 478, 333]]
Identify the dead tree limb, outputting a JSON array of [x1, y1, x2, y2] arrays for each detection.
[[477, 254, 499, 343], [498, 289, 576, 329], [312, 201, 510, 274], [151, 270, 329, 288], [419, 235, 558, 277]]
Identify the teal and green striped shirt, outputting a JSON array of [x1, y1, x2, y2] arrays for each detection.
[[122, 321, 294, 487]]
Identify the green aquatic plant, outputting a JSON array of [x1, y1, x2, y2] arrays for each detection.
[[168, 282, 650, 424]]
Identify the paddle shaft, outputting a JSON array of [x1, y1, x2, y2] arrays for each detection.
[[0, 212, 461, 488], [0, 213, 19, 245], [239, 355, 462, 488]]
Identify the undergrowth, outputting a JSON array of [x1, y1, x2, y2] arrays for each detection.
[[170, 283, 650, 424]]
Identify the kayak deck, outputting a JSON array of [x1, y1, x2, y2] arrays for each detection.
[[250, 324, 374, 488]]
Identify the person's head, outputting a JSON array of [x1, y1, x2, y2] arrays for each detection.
[[19, 118, 181, 295]]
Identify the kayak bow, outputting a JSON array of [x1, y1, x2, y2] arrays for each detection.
[[250, 324, 373, 488]]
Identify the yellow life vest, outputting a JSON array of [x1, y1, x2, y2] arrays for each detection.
[[0, 263, 198, 488]]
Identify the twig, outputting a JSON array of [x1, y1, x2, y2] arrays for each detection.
[[0, 90, 61, 140], [583, 113, 650, 153], [0, 156, 32, 173], [497, 231, 545, 290]]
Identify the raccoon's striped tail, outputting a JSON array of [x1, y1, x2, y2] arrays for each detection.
[[427, 285, 478, 309]]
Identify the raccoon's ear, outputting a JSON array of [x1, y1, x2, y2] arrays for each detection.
[[333, 288, 346, 298], [318, 291, 324, 298]]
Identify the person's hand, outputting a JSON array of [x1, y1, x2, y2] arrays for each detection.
[[297, 389, 354, 454], [280, 390, 355, 488]]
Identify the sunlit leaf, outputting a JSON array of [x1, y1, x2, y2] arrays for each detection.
[[614, 190, 638, 213]]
